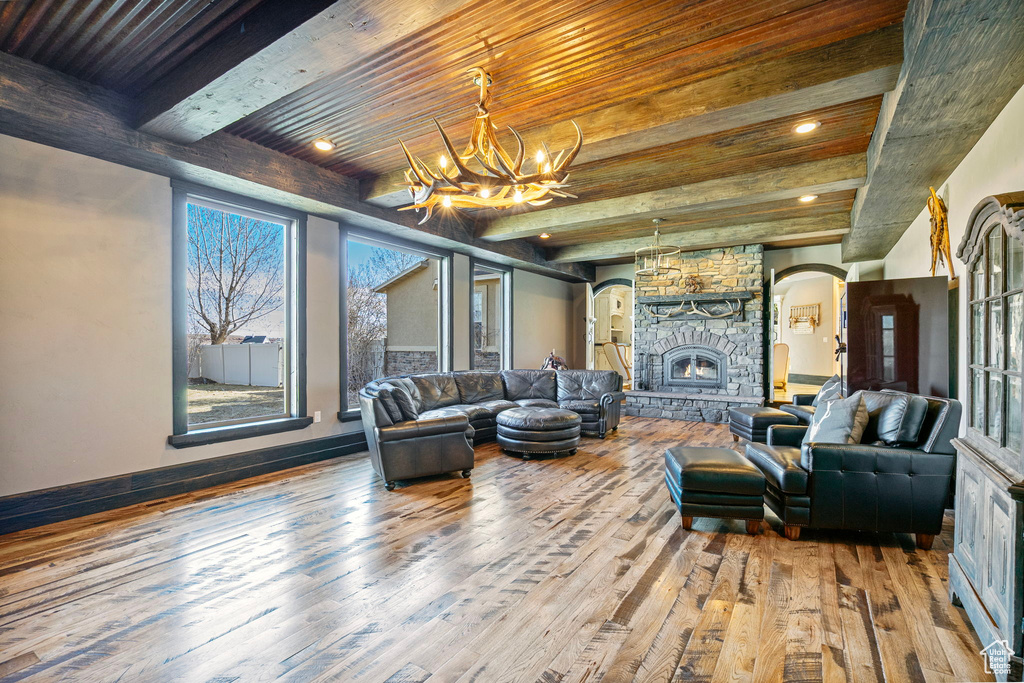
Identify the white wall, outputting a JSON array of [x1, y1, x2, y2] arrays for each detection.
[[0, 135, 355, 497], [0, 134, 581, 496], [881, 82, 1024, 407], [764, 244, 884, 281], [776, 274, 836, 378], [513, 269, 574, 369]]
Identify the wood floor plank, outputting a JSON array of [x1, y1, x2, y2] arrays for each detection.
[[0, 418, 993, 682]]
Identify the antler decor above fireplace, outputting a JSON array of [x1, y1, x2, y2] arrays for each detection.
[[638, 292, 754, 323]]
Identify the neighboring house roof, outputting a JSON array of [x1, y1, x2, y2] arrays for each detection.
[[372, 259, 430, 293]]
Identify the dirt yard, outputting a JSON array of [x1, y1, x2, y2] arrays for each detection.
[[188, 383, 284, 424]]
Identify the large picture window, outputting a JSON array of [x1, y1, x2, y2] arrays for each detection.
[[343, 232, 451, 414], [171, 184, 306, 446], [470, 259, 512, 370]]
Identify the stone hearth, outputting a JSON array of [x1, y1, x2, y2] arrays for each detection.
[[625, 244, 765, 423]]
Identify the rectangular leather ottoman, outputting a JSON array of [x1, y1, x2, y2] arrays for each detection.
[[664, 446, 766, 534], [729, 406, 798, 443]]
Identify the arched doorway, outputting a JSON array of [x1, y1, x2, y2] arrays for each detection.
[[766, 264, 847, 402], [587, 278, 634, 388]]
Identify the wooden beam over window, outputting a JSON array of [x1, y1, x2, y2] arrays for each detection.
[[0, 52, 591, 282]]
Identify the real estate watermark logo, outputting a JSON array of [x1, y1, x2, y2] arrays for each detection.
[[981, 639, 1014, 677]]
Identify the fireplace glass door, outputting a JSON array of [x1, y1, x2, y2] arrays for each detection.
[[663, 346, 727, 390]]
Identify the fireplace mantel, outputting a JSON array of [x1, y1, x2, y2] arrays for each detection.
[[636, 291, 756, 305], [638, 291, 755, 322]]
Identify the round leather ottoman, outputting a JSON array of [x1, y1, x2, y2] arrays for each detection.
[[496, 407, 581, 458]]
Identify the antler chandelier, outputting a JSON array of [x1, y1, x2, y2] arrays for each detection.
[[398, 67, 582, 223]]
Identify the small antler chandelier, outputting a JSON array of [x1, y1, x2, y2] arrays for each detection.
[[635, 219, 681, 277], [397, 67, 582, 223]]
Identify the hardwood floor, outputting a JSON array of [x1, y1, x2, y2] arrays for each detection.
[[0, 417, 990, 682], [773, 382, 823, 404]]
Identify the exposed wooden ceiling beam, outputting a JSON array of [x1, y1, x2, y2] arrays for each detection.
[[0, 52, 591, 282], [135, 0, 479, 144], [547, 214, 851, 263], [535, 190, 855, 248], [478, 154, 866, 242], [842, 0, 1024, 261], [361, 25, 901, 208]]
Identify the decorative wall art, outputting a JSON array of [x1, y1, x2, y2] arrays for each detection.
[[789, 303, 820, 335]]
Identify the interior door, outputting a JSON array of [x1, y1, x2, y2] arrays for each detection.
[[585, 282, 596, 370]]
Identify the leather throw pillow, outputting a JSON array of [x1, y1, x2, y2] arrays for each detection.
[[812, 374, 843, 406], [381, 383, 418, 421], [803, 394, 869, 445], [376, 388, 403, 424]]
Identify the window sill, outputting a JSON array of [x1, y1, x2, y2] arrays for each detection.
[[168, 416, 314, 448], [338, 410, 362, 423]]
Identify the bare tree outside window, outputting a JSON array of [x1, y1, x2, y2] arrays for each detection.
[[187, 204, 284, 345], [186, 203, 288, 425]]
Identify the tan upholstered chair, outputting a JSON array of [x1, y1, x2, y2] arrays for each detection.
[[773, 343, 791, 389], [603, 342, 632, 390]]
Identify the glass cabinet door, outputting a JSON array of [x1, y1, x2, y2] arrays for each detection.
[[966, 215, 1024, 459]]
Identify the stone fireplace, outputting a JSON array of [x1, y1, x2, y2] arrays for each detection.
[[625, 244, 765, 423]]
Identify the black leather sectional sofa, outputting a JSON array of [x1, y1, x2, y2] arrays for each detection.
[[359, 369, 625, 489]]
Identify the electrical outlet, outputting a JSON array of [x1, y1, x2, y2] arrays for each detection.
[[314, 411, 321, 423]]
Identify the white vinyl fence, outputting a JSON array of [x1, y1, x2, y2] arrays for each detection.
[[192, 343, 283, 387]]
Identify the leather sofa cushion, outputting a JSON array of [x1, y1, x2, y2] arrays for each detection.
[[664, 447, 765, 496], [780, 404, 815, 424], [744, 444, 808, 495], [559, 399, 601, 415], [729, 406, 798, 429], [501, 370, 557, 400], [477, 399, 518, 414], [856, 390, 929, 445], [556, 370, 620, 400], [497, 407, 581, 431], [454, 372, 505, 404], [378, 413, 469, 442], [420, 404, 493, 422], [408, 373, 461, 411], [515, 398, 559, 408]]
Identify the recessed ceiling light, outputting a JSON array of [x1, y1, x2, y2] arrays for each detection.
[[313, 138, 334, 151], [539, 232, 551, 239], [798, 194, 819, 203], [794, 121, 820, 134]]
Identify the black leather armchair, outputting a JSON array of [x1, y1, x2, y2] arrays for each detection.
[[745, 391, 962, 548], [779, 393, 816, 425], [359, 387, 474, 491]]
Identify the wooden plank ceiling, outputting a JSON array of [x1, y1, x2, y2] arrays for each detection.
[[0, 0, 269, 93], [0, 0, 912, 268]]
